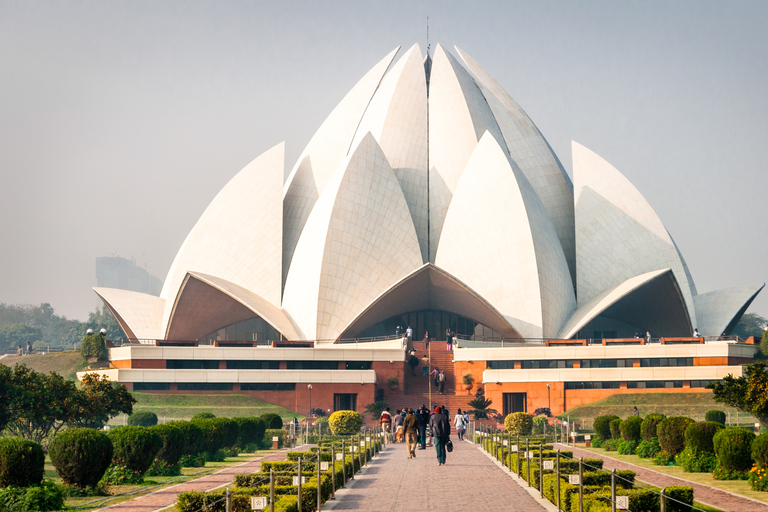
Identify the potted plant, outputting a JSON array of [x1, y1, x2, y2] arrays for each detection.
[[387, 376, 399, 391], [462, 372, 475, 394]]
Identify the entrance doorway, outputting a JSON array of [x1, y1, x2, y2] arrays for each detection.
[[503, 392, 527, 417], [334, 393, 358, 411]]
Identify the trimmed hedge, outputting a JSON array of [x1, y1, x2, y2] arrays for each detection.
[[0, 480, 64, 511], [265, 429, 285, 448], [0, 437, 45, 487], [233, 417, 264, 448], [621, 416, 643, 441], [657, 417, 694, 456], [191, 412, 216, 420], [260, 413, 283, 429], [127, 411, 158, 427], [594, 415, 619, 441], [609, 418, 622, 440], [167, 420, 204, 456], [193, 419, 226, 453], [705, 410, 726, 425], [752, 432, 768, 468], [684, 421, 723, 453], [49, 428, 113, 488], [107, 426, 163, 474], [150, 423, 185, 465], [505, 412, 534, 436], [212, 417, 239, 448], [714, 427, 755, 471], [641, 414, 666, 441], [328, 411, 363, 435]]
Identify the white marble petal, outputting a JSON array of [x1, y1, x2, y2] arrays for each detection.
[[160, 142, 285, 332], [93, 287, 165, 340], [694, 285, 765, 336], [282, 133, 423, 340], [573, 141, 697, 326], [436, 132, 575, 339], [456, 46, 576, 284]]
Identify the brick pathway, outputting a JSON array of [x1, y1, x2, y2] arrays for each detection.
[[557, 444, 768, 512], [324, 440, 549, 511], [95, 447, 304, 512]]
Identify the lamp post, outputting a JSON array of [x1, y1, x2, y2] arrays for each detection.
[[307, 384, 313, 415], [546, 383, 551, 411]]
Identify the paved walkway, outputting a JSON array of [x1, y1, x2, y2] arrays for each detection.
[[95, 447, 305, 512], [557, 444, 768, 512], [325, 440, 549, 512]]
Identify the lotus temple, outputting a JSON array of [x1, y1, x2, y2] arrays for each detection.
[[82, 44, 764, 417]]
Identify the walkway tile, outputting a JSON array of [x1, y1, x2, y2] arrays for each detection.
[[325, 440, 548, 512]]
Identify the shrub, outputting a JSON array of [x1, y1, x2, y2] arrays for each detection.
[[652, 450, 674, 466], [233, 417, 261, 448], [505, 412, 534, 436], [80, 333, 108, 363], [193, 419, 226, 453], [609, 418, 623, 440], [260, 413, 283, 429], [99, 465, 143, 485], [191, 412, 216, 420], [752, 432, 768, 469], [49, 428, 113, 488], [603, 439, 621, 452], [145, 458, 181, 477], [533, 414, 549, 434], [749, 463, 768, 491], [328, 411, 364, 435], [150, 423, 185, 465], [714, 427, 756, 471], [533, 407, 551, 417], [264, 429, 284, 448], [621, 416, 643, 441], [618, 440, 638, 455], [705, 410, 726, 425], [107, 426, 163, 474], [641, 413, 666, 441], [0, 480, 65, 511], [684, 421, 723, 453], [212, 417, 239, 448], [665, 486, 694, 512], [166, 421, 204, 456], [636, 437, 661, 458], [657, 417, 694, 456], [712, 466, 749, 480], [127, 411, 158, 427], [676, 446, 718, 472], [0, 437, 45, 487], [593, 415, 619, 440]]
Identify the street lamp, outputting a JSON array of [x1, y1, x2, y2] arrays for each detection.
[[307, 384, 313, 415], [546, 383, 551, 411]]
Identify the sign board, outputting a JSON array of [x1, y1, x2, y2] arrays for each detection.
[[570, 432, 577, 437], [584, 435, 591, 440], [292, 476, 306, 485], [250, 497, 268, 511], [526, 451, 535, 459], [335, 453, 343, 460], [320, 461, 329, 471], [272, 436, 279, 442], [503, 440, 508, 446], [360, 441, 366, 447], [366, 436, 371, 442], [568, 475, 580, 485], [510, 445, 518, 452], [616, 496, 629, 510], [543, 461, 554, 470]]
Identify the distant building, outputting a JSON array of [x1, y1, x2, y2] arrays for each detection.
[[96, 257, 161, 296]]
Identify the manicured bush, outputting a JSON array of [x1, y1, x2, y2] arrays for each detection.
[[167, 420, 204, 456], [0, 480, 64, 511], [212, 417, 239, 448], [714, 427, 756, 471], [752, 432, 768, 468], [100, 464, 143, 485], [80, 333, 108, 363], [49, 428, 113, 488], [676, 446, 718, 472], [0, 437, 45, 487], [150, 423, 185, 465], [636, 437, 661, 459], [191, 412, 216, 420], [621, 416, 643, 441], [705, 410, 726, 425], [684, 421, 723, 453], [657, 417, 694, 456], [665, 486, 694, 512], [533, 414, 549, 434], [264, 429, 284, 448], [107, 426, 163, 474], [618, 440, 638, 455], [260, 413, 283, 429], [193, 419, 226, 453], [127, 411, 158, 427], [593, 415, 619, 440], [233, 417, 263, 448], [504, 412, 534, 436], [328, 411, 364, 435], [641, 413, 666, 441], [609, 418, 623, 440]]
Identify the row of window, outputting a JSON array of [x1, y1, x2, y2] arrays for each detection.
[[164, 360, 373, 370], [133, 382, 297, 391], [487, 358, 695, 369], [564, 380, 716, 390]]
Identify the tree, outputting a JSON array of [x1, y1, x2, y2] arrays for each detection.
[[0, 323, 42, 352], [80, 332, 108, 363], [69, 373, 136, 429], [467, 387, 498, 419], [733, 313, 768, 338], [709, 362, 768, 426]]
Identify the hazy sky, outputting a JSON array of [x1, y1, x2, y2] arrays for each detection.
[[0, 0, 766, 322]]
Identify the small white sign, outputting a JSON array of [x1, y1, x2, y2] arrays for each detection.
[[250, 496, 268, 510], [616, 496, 629, 510], [360, 441, 366, 447], [543, 461, 554, 470], [320, 461, 329, 471], [584, 435, 591, 440], [351, 446, 357, 452], [570, 432, 577, 437], [568, 475, 580, 485], [366, 436, 371, 442], [526, 451, 535, 459], [272, 436, 279, 442], [503, 440, 508, 446], [336, 452, 343, 460], [510, 445, 518, 452], [292, 476, 306, 485]]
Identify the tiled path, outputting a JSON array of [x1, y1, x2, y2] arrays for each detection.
[[95, 447, 304, 512], [558, 444, 768, 512], [324, 440, 549, 511]]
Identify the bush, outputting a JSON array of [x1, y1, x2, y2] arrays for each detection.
[[191, 412, 216, 420], [505, 412, 534, 436], [80, 333, 108, 363], [609, 418, 622, 440], [99, 465, 143, 485], [260, 413, 283, 429], [753, 432, 768, 469], [684, 421, 723, 453], [166, 421, 204, 456], [145, 458, 181, 477], [231, 417, 258, 449], [193, 419, 226, 453], [49, 428, 113, 488], [107, 426, 163, 474], [657, 417, 694, 456], [705, 410, 726, 425], [653, 450, 674, 466], [603, 439, 621, 452], [749, 463, 768, 491], [533, 414, 549, 434], [714, 427, 756, 471], [641, 413, 666, 441], [150, 423, 185, 465], [0, 437, 45, 487], [328, 411, 364, 435], [212, 417, 239, 448], [676, 447, 718, 473], [621, 416, 643, 441], [636, 437, 661, 458], [618, 440, 638, 455], [264, 429, 284, 448], [127, 411, 158, 427], [593, 415, 620, 440], [0, 480, 65, 511], [665, 486, 694, 512]]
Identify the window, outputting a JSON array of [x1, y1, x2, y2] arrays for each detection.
[[133, 382, 170, 391], [487, 360, 515, 369], [503, 393, 527, 416], [240, 383, 296, 391], [334, 393, 357, 411], [565, 382, 620, 390], [345, 361, 372, 370], [176, 383, 233, 391], [166, 360, 220, 369], [286, 361, 339, 370], [690, 380, 717, 388], [627, 381, 683, 389], [226, 360, 279, 369]]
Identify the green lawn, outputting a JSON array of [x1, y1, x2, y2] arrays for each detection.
[[0, 350, 84, 380]]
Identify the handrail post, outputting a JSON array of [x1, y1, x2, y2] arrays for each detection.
[[297, 458, 302, 512], [660, 487, 666, 512], [225, 488, 231, 512], [539, 442, 544, 498], [516, 435, 520, 475], [526, 438, 531, 486], [556, 450, 561, 512], [507, 432, 513, 472], [342, 439, 347, 483], [270, 468, 275, 512], [578, 457, 584, 512], [317, 450, 321, 512], [331, 444, 336, 498], [611, 469, 616, 512]]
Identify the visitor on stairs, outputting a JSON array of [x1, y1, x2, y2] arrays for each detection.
[[438, 370, 446, 394], [421, 354, 429, 376]]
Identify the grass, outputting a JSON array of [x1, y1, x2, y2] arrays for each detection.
[[578, 444, 768, 505], [0, 350, 84, 380], [560, 392, 757, 424]]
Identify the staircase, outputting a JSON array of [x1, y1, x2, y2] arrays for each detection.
[[386, 341, 475, 415]]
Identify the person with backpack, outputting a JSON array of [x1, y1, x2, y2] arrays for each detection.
[[438, 370, 446, 394], [454, 408, 466, 441]]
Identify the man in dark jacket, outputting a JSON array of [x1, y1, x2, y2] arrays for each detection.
[[428, 405, 451, 465], [416, 406, 428, 450]]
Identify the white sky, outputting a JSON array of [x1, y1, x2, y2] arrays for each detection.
[[0, 0, 766, 321]]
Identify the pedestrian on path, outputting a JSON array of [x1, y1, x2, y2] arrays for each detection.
[[429, 405, 451, 465], [454, 408, 466, 440], [393, 409, 404, 443], [403, 408, 419, 458], [417, 405, 428, 450], [380, 407, 392, 436]]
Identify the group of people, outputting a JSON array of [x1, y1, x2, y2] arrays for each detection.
[[405, 348, 448, 393], [380, 406, 469, 465], [15, 342, 31, 356]]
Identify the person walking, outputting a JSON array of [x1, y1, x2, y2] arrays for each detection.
[[25, 341, 31, 355], [406, 326, 412, 342], [423, 331, 430, 350], [429, 406, 451, 465], [380, 407, 392, 438], [417, 405, 428, 450], [421, 354, 429, 377], [446, 337, 452, 351], [408, 353, 419, 376], [454, 408, 466, 441], [393, 409, 404, 443], [438, 369, 446, 394], [403, 408, 419, 458]]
